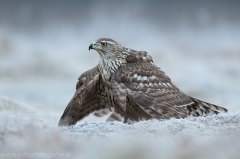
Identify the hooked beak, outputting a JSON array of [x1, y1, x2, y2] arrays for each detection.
[[89, 44, 93, 51], [89, 42, 96, 51]]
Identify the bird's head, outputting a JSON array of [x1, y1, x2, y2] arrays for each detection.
[[89, 38, 123, 59]]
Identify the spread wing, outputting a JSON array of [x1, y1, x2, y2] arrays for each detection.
[[112, 62, 193, 120], [58, 67, 108, 126]]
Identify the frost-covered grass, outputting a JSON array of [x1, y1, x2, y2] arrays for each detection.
[[1, 97, 240, 159]]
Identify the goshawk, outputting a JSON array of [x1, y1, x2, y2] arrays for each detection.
[[58, 38, 227, 126]]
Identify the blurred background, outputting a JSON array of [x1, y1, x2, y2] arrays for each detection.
[[0, 0, 240, 116]]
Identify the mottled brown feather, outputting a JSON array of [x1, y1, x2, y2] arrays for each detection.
[[59, 38, 228, 126], [58, 67, 108, 126]]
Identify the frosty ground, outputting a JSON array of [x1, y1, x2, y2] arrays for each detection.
[[1, 96, 240, 159]]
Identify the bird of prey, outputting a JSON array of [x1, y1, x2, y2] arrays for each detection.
[[58, 38, 227, 126]]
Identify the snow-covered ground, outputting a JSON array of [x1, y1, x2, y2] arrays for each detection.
[[1, 96, 240, 159], [0, 1, 240, 158]]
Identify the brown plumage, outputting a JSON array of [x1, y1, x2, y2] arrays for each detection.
[[58, 38, 227, 126]]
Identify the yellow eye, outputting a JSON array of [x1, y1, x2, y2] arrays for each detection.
[[101, 42, 107, 47]]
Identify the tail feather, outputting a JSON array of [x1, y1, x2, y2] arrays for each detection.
[[93, 109, 111, 117], [187, 97, 228, 116], [93, 109, 124, 122], [106, 112, 124, 122]]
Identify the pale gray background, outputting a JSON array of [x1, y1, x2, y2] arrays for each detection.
[[0, 0, 239, 113]]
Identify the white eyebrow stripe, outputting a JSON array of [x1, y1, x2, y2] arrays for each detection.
[[102, 41, 115, 45]]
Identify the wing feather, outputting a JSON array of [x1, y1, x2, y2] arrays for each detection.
[[112, 63, 191, 119], [58, 67, 108, 126]]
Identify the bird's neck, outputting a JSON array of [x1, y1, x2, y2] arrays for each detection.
[[98, 57, 126, 82]]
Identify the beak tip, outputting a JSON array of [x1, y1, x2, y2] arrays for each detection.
[[89, 43, 93, 51]]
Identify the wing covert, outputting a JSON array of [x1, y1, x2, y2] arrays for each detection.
[[112, 63, 192, 119], [125, 50, 153, 64]]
